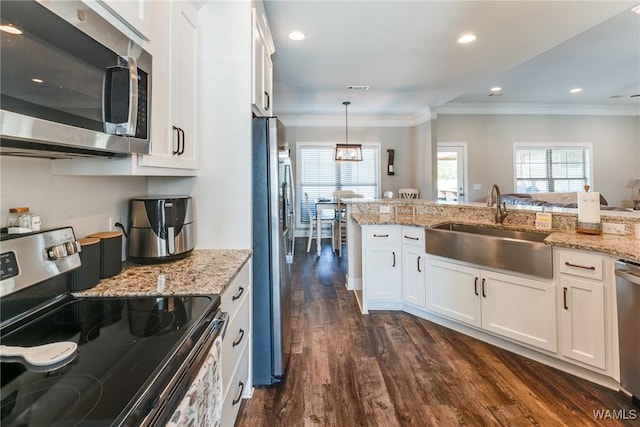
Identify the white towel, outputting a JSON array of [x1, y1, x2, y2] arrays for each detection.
[[167, 335, 224, 427]]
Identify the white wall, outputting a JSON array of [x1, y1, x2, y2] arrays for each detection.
[[437, 114, 640, 207], [284, 124, 418, 197], [148, 0, 254, 249], [0, 157, 147, 239]]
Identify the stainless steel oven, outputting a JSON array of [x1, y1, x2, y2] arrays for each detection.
[[0, 0, 151, 159], [0, 228, 226, 426]]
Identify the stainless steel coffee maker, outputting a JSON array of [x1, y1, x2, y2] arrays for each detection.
[[127, 196, 194, 263]]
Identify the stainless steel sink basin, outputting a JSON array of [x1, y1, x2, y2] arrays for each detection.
[[427, 223, 553, 278]]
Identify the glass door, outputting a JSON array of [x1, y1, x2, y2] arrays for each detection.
[[437, 143, 466, 202]]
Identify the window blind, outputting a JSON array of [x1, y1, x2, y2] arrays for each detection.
[[298, 144, 379, 224], [514, 144, 592, 193]]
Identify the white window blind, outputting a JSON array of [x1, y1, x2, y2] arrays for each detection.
[[297, 143, 379, 224], [514, 144, 592, 193]]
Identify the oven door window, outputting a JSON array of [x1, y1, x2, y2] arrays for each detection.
[[0, 1, 119, 133]]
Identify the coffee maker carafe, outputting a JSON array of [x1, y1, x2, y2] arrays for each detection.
[[127, 196, 194, 264]]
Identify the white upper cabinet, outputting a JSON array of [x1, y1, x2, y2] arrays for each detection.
[[52, 1, 201, 176], [95, 0, 151, 41], [252, 5, 275, 116], [139, 0, 200, 170]]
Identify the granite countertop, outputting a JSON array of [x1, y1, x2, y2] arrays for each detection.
[[73, 249, 252, 297], [352, 213, 640, 262]]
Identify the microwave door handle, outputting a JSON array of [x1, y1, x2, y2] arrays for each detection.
[[126, 56, 139, 136]]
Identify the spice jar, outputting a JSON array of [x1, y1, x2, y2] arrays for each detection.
[[7, 207, 33, 233]]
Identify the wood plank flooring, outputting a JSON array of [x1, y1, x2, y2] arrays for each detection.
[[236, 239, 639, 427]]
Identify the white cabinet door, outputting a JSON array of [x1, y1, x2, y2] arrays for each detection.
[[402, 245, 425, 308], [364, 244, 402, 302], [401, 226, 426, 308], [559, 275, 605, 369], [362, 225, 402, 308], [251, 7, 274, 116], [93, 0, 151, 40], [481, 270, 557, 352], [139, 1, 199, 170], [426, 257, 481, 327]]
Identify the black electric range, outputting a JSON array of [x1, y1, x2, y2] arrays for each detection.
[[0, 228, 224, 426]]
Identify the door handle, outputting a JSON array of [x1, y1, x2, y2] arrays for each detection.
[[563, 287, 569, 310], [264, 91, 270, 111], [474, 277, 479, 296], [417, 256, 421, 272], [172, 126, 180, 154], [178, 128, 185, 155], [392, 251, 396, 267], [232, 328, 245, 347], [481, 278, 486, 298]]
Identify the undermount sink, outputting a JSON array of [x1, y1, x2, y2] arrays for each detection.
[[427, 223, 553, 278]]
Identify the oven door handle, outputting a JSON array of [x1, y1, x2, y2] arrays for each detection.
[[213, 311, 230, 340]]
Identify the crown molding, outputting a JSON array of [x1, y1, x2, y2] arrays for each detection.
[[437, 102, 640, 116], [277, 114, 422, 128], [276, 102, 639, 128]]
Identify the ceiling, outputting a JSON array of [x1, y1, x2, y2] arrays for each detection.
[[263, 0, 640, 120]]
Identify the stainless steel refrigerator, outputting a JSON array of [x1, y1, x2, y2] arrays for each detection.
[[252, 117, 294, 385]]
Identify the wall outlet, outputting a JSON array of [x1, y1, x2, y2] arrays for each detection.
[[602, 222, 626, 235], [379, 205, 391, 214], [107, 216, 122, 232]]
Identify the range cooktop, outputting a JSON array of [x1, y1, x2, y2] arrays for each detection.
[[0, 294, 217, 426]]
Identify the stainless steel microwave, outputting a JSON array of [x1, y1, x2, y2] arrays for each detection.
[[0, 0, 152, 159]]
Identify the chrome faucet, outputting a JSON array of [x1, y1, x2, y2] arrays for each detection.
[[486, 184, 508, 224]]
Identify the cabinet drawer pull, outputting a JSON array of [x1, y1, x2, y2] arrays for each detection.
[[564, 261, 596, 271], [474, 277, 479, 296], [404, 235, 419, 241], [232, 328, 245, 347], [373, 234, 389, 238], [563, 287, 569, 310], [417, 256, 421, 272], [232, 286, 245, 301], [481, 278, 486, 298], [232, 381, 245, 405], [392, 251, 396, 267]]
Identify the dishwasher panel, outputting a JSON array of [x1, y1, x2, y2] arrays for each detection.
[[615, 260, 640, 399]]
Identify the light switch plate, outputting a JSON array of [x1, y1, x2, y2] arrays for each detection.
[[473, 184, 481, 190], [602, 222, 626, 235]]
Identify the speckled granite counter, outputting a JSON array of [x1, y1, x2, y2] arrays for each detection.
[[352, 212, 640, 262], [73, 249, 252, 297]]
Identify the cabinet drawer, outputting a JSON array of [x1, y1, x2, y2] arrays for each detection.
[[364, 225, 399, 243], [222, 262, 250, 318], [221, 343, 250, 427], [559, 251, 603, 281], [222, 291, 251, 392], [401, 226, 425, 247]]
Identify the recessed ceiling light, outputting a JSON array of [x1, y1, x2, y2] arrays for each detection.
[[631, 5, 640, 14], [0, 24, 22, 35], [570, 88, 582, 93], [32, 78, 43, 84], [458, 34, 477, 44], [288, 31, 305, 41], [490, 86, 502, 92]]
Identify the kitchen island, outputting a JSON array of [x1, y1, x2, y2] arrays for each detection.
[[347, 200, 640, 393]]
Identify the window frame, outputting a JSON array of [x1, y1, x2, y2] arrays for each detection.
[[295, 141, 381, 229], [513, 142, 594, 193]]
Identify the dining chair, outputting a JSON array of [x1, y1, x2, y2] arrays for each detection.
[[398, 188, 420, 199], [332, 190, 363, 257], [305, 193, 335, 253]]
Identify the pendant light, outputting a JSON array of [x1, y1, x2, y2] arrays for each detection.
[[334, 101, 362, 161]]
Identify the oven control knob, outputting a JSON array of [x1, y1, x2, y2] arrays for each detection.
[[47, 240, 80, 260], [47, 244, 68, 260], [65, 240, 81, 255]]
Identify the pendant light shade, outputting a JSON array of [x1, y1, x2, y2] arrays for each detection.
[[334, 101, 362, 161]]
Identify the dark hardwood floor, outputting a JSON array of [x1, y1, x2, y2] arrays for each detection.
[[236, 239, 639, 427]]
